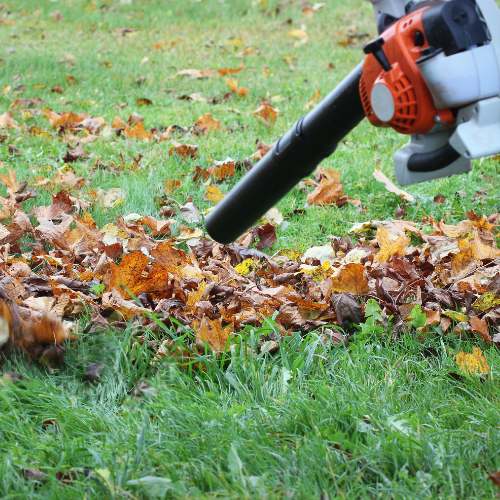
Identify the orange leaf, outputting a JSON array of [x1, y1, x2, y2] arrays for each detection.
[[194, 113, 221, 135], [226, 77, 249, 97], [330, 263, 369, 295], [306, 168, 343, 205], [122, 122, 153, 141], [253, 100, 278, 126], [194, 317, 234, 352]]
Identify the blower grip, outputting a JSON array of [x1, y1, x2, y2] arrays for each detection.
[[206, 62, 366, 244]]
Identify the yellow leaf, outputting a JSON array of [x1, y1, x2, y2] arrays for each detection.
[[287, 29, 308, 39], [204, 185, 225, 203], [472, 292, 500, 313], [376, 225, 410, 262], [234, 259, 258, 275], [455, 347, 490, 376], [442, 310, 469, 322]]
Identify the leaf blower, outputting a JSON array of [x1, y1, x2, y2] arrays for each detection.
[[206, 0, 500, 243]]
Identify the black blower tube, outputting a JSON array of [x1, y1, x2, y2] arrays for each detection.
[[206, 62, 366, 244]]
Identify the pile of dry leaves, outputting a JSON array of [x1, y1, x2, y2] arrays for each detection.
[[0, 162, 498, 366]]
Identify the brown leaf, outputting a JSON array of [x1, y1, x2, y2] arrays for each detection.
[[433, 194, 446, 203], [164, 179, 182, 195], [218, 64, 244, 76], [306, 168, 343, 205], [86, 362, 104, 382], [469, 316, 492, 344], [0, 112, 18, 129], [253, 223, 277, 250], [168, 141, 198, 159], [111, 115, 126, 129], [332, 293, 362, 326], [0, 167, 19, 192], [62, 143, 89, 163], [137, 97, 153, 106], [248, 140, 273, 161], [32, 190, 73, 220]]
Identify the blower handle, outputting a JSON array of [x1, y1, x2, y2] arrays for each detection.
[[205, 62, 366, 244]]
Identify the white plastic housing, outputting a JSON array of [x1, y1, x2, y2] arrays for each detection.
[[418, 45, 500, 109], [394, 129, 471, 186], [366, 0, 409, 18], [450, 97, 500, 159]]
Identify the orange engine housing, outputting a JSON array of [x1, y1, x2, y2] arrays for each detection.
[[360, 8, 455, 135]]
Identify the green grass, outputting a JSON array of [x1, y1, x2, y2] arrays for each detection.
[[2, 325, 500, 498], [1, 0, 500, 498]]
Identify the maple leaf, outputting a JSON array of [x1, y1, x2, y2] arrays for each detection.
[[193, 316, 234, 352], [122, 122, 153, 141], [376, 225, 410, 262], [164, 179, 182, 195], [248, 140, 273, 161], [330, 263, 369, 295], [253, 223, 277, 250], [112, 115, 126, 128], [253, 100, 279, 126], [469, 316, 492, 344], [192, 113, 221, 135], [32, 190, 73, 220]]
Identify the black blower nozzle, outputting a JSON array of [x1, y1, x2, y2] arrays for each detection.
[[205, 62, 366, 244]]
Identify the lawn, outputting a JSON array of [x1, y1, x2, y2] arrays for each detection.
[[0, 0, 500, 498]]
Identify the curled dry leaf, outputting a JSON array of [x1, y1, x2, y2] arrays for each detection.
[[253, 100, 279, 126], [169, 141, 198, 159], [226, 77, 249, 97], [373, 167, 414, 202]]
